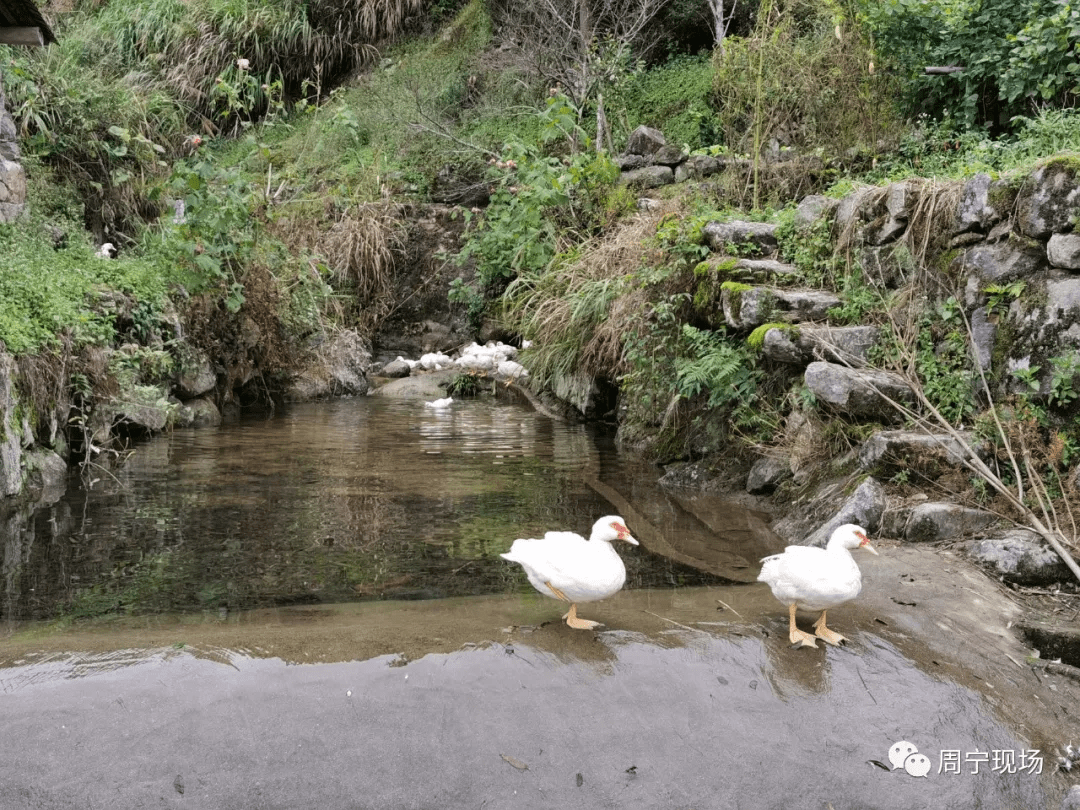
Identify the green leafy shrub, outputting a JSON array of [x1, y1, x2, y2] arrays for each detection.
[[452, 94, 619, 296], [606, 54, 721, 150], [860, 0, 1077, 131]]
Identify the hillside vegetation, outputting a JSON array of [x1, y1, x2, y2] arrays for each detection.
[[1, 0, 1079, 497]]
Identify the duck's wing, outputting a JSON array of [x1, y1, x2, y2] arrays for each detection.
[[500, 532, 589, 583]]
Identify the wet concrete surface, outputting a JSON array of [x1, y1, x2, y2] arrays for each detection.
[[3, 545, 1079, 810]]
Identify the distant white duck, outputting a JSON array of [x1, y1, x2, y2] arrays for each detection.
[[757, 523, 878, 648], [424, 397, 453, 408], [501, 515, 637, 630], [95, 242, 116, 258]]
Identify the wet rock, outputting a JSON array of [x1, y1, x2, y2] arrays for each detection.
[[659, 460, 721, 490], [703, 221, 778, 255], [286, 329, 371, 401], [174, 348, 217, 399], [175, 397, 222, 428], [762, 325, 878, 366], [722, 287, 841, 330], [619, 166, 673, 188], [625, 125, 666, 156], [858, 429, 981, 471], [903, 502, 997, 542], [1048, 233, 1080, 270], [101, 385, 173, 435], [1017, 158, 1080, 239], [803, 361, 915, 419], [745, 456, 791, 495], [380, 358, 412, 378], [21, 449, 68, 506], [964, 530, 1071, 585], [805, 477, 886, 547], [793, 194, 836, 229]]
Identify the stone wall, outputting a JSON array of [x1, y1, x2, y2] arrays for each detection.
[[0, 78, 27, 223]]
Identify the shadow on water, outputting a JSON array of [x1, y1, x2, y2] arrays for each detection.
[[1, 397, 778, 625]]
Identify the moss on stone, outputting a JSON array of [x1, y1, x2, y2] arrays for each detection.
[[746, 321, 792, 350]]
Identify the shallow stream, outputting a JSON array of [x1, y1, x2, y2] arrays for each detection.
[[2, 395, 1077, 809]]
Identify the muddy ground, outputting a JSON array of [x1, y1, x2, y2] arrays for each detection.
[[2, 542, 1079, 810]]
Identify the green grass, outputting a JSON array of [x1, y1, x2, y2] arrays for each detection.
[[0, 165, 173, 355]]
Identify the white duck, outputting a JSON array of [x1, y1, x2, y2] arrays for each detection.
[[424, 397, 454, 408], [501, 515, 638, 630], [758, 523, 878, 648]]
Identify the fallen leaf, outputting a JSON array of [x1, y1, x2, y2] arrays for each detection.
[[868, 760, 890, 771], [501, 754, 528, 771]]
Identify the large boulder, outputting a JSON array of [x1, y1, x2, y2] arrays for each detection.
[[1048, 233, 1080, 270], [901, 502, 998, 542], [964, 530, 1071, 585], [793, 195, 837, 229], [954, 173, 1013, 233], [762, 325, 878, 366], [804, 477, 887, 547], [1017, 157, 1080, 239], [174, 347, 217, 399], [722, 287, 841, 330], [286, 329, 371, 401], [954, 239, 1048, 299], [745, 456, 792, 495], [703, 220, 779, 255], [618, 166, 673, 188], [625, 125, 666, 156], [803, 361, 915, 419]]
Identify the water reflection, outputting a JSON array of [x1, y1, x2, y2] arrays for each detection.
[[1, 397, 774, 625]]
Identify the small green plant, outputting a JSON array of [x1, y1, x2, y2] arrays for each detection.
[[1010, 364, 1042, 393], [445, 372, 484, 397], [984, 281, 1025, 316], [1049, 354, 1080, 408], [827, 267, 881, 324], [915, 301, 975, 424]]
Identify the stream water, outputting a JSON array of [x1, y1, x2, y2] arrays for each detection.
[[2, 395, 758, 626], [1, 395, 1075, 809]]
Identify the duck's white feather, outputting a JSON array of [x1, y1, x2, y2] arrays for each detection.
[[757, 524, 871, 612], [501, 516, 635, 604]]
